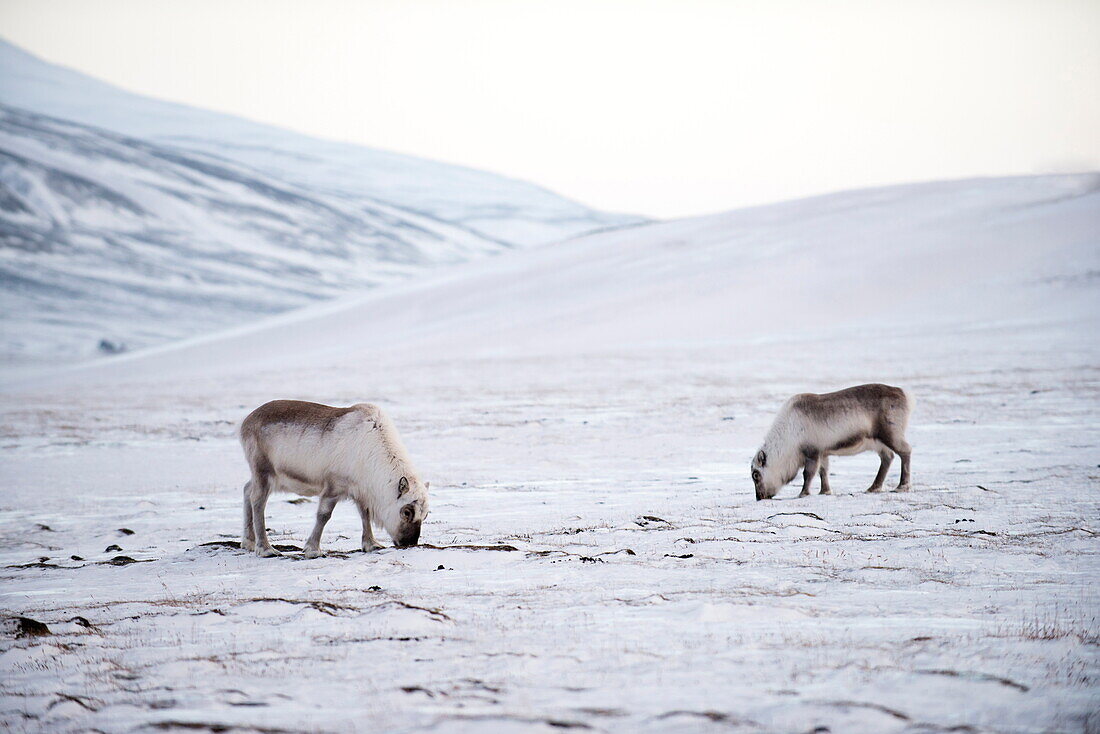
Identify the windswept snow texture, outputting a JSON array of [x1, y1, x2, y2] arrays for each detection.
[[0, 40, 642, 363], [0, 105, 506, 362], [1, 175, 1099, 733]]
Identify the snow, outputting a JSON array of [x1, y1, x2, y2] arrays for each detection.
[[1, 174, 1098, 732], [0, 40, 644, 365], [0, 40, 643, 247], [0, 104, 507, 364]]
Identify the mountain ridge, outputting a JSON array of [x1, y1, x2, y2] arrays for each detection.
[[0, 39, 645, 363], [0, 39, 644, 243], [9, 172, 1095, 388]]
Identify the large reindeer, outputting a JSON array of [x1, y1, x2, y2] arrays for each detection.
[[751, 384, 914, 500], [239, 400, 429, 557]]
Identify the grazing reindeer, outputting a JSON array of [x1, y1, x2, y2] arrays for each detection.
[[751, 384, 913, 500], [239, 400, 429, 557]]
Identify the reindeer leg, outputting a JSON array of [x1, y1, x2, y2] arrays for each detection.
[[241, 480, 256, 551], [356, 499, 383, 552], [303, 487, 340, 559], [818, 456, 832, 495], [892, 439, 912, 492], [867, 448, 894, 492], [250, 471, 280, 557], [799, 455, 820, 498]]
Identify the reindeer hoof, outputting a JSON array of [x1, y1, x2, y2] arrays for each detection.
[[819, 489, 832, 495], [798, 490, 810, 498], [241, 538, 256, 552], [894, 484, 911, 493], [256, 546, 281, 558], [362, 542, 383, 553], [866, 486, 884, 493], [303, 547, 322, 559]]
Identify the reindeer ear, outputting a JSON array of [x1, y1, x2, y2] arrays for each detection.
[[757, 450, 767, 467], [398, 476, 409, 495]]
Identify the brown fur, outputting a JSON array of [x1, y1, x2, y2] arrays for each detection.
[[240, 400, 357, 438], [753, 383, 913, 499]]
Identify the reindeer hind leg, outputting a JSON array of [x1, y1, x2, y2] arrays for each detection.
[[241, 480, 256, 551], [867, 448, 894, 492], [250, 469, 280, 557], [818, 456, 832, 495], [888, 437, 912, 491]]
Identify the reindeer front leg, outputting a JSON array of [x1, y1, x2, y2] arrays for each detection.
[[303, 490, 341, 559], [356, 499, 383, 552], [799, 454, 820, 498]]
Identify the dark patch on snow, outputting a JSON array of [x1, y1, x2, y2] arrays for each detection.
[[916, 669, 1029, 691], [147, 720, 298, 733], [243, 597, 355, 617], [8, 616, 51, 637], [100, 555, 153, 566], [656, 710, 755, 726], [417, 542, 518, 552], [768, 511, 826, 522], [196, 540, 303, 552], [98, 339, 127, 355], [400, 686, 436, 697]]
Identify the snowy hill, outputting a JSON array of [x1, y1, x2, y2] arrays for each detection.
[[0, 105, 514, 361], [52, 172, 1099, 385], [1, 175, 1098, 732], [0, 40, 642, 363]]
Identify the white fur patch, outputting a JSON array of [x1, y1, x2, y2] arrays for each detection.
[[242, 404, 429, 539]]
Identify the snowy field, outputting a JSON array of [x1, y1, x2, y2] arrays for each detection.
[[1, 175, 1098, 733]]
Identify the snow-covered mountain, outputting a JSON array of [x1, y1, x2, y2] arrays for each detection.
[[53, 172, 1098, 386], [0, 40, 643, 363]]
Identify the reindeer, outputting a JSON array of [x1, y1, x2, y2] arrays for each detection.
[[751, 384, 913, 500], [239, 400, 429, 557]]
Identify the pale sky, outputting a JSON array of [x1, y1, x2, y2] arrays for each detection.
[[2, 0, 1098, 218]]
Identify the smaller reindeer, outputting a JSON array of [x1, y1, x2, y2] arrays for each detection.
[[239, 400, 429, 557], [751, 384, 913, 500]]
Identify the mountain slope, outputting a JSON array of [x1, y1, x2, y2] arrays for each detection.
[[0, 40, 643, 363], [0, 105, 513, 361], [0, 40, 642, 246], [30, 173, 1099, 386]]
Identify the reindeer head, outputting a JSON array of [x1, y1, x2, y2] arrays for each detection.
[[751, 449, 780, 501], [388, 475, 430, 547]]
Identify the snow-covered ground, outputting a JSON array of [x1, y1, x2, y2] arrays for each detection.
[[1, 175, 1098, 733]]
